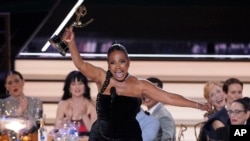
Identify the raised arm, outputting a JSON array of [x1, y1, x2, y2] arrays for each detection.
[[63, 27, 104, 83]]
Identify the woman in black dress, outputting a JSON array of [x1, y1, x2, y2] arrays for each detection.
[[62, 27, 210, 141]]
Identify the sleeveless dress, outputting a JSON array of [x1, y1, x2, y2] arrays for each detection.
[[89, 91, 142, 141]]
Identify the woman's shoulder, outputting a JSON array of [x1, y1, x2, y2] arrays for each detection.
[[57, 99, 70, 106], [129, 75, 149, 84], [2, 96, 11, 100], [59, 99, 70, 103], [26, 96, 42, 102]]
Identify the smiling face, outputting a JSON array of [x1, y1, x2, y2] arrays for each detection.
[[5, 73, 24, 97], [69, 78, 85, 97], [229, 102, 249, 125], [108, 50, 130, 82], [62, 71, 91, 100], [208, 85, 226, 111], [204, 81, 226, 111]]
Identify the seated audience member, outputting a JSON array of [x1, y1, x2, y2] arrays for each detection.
[[144, 77, 176, 141], [54, 70, 97, 137], [228, 97, 250, 125], [199, 78, 243, 141], [203, 81, 226, 119], [3, 70, 43, 133], [136, 103, 160, 141], [197, 81, 226, 140], [215, 97, 250, 141]]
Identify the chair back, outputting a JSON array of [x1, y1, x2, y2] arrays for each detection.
[[177, 124, 187, 141], [194, 121, 206, 141]]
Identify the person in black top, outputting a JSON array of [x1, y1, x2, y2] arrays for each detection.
[[199, 78, 243, 141], [215, 97, 250, 141], [62, 26, 211, 141]]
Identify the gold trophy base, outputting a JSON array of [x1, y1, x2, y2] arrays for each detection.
[[49, 35, 68, 56]]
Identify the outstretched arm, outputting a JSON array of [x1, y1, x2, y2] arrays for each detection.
[[142, 80, 211, 111], [62, 27, 104, 83]]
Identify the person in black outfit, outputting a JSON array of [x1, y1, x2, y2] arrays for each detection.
[[215, 97, 250, 141], [62, 26, 210, 141]]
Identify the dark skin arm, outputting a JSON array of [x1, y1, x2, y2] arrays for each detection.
[[62, 27, 211, 111]]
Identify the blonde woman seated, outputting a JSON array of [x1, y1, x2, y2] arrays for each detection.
[[54, 71, 97, 137], [197, 81, 226, 141], [203, 81, 226, 119]]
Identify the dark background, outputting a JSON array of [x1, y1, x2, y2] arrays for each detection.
[[1, 0, 250, 58], [1, 0, 250, 94]]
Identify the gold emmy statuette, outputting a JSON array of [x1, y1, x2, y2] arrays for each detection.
[[49, 5, 94, 56]]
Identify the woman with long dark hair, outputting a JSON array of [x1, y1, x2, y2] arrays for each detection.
[[54, 70, 97, 137]]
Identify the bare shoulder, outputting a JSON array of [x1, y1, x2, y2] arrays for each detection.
[[212, 120, 225, 130], [135, 77, 153, 87], [84, 99, 95, 106], [128, 75, 153, 91], [58, 100, 69, 107], [128, 75, 147, 83]]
